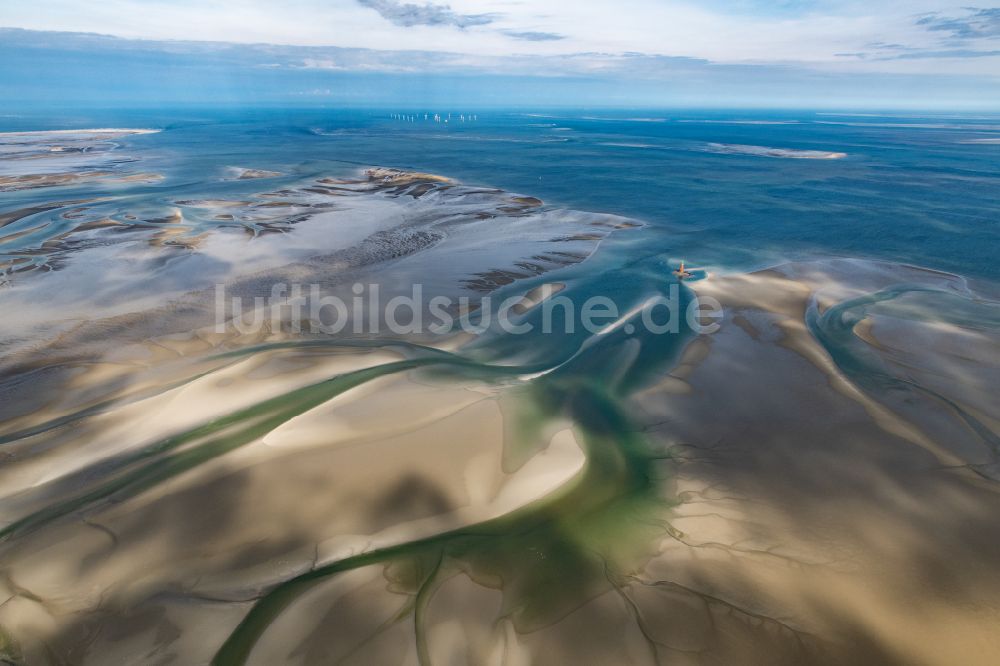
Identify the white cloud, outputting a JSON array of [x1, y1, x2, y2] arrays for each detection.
[[356, 0, 496, 28], [0, 0, 998, 76]]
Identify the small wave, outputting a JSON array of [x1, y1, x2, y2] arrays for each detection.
[[705, 143, 846, 159], [0, 128, 160, 137], [598, 142, 658, 149], [816, 121, 1000, 131], [225, 166, 284, 180], [580, 116, 666, 123], [677, 119, 800, 125]]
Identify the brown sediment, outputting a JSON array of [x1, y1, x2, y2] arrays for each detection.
[[546, 250, 590, 261], [194, 262, 999, 665], [463, 269, 533, 292], [496, 205, 534, 216], [729, 312, 761, 340], [0, 324, 586, 663], [588, 218, 644, 229], [175, 200, 254, 208], [0, 164, 636, 383], [511, 282, 565, 315], [852, 317, 887, 351], [301, 186, 342, 195], [59, 207, 89, 220], [0, 153, 996, 666], [462, 251, 584, 292], [112, 172, 162, 184], [0, 257, 32, 272], [0, 171, 161, 192], [147, 209, 184, 225], [627, 260, 1000, 664], [551, 233, 605, 242], [253, 201, 297, 208], [0, 165, 876, 663], [0, 129, 161, 206], [1, 203, 74, 229], [0, 208, 996, 666], [364, 167, 453, 187], [0, 171, 115, 191], [150, 227, 208, 250], [0, 129, 159, 137], [0, 226, 48, 245], [233, 168, 283, 180]]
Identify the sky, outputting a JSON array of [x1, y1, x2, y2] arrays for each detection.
[[2, 1, 999, 109]]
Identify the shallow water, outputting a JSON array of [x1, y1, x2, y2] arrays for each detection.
[[1, 109, 999, 664]]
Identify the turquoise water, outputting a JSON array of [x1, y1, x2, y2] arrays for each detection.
[[1, 108, 999, 664], [3, 108, 999, 282]]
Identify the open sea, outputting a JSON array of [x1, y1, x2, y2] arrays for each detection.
[[2, 107, 999, 282]]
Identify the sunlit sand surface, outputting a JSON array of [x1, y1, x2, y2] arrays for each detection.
[[0, 132, 998, 664]]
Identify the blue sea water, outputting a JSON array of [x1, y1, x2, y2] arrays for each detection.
[[2, 107, 998, 283], [2, 107, 999, 664]]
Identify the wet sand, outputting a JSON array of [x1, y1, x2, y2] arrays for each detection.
[[0, 158, 998, 664], [631, 260, 1000, 664]]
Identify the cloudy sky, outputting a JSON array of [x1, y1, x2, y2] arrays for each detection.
[[2, 1, 999, 107]]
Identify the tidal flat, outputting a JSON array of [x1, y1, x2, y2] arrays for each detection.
[[1, 114, 998, 665]]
